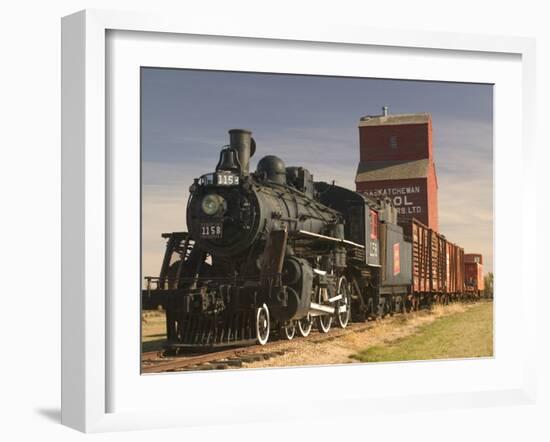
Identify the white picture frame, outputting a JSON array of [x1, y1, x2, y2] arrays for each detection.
[[61, 9, 537, 433]]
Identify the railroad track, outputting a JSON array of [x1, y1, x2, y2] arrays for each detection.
[[141, 300, 488, 374], [141, 321, 374, 374]]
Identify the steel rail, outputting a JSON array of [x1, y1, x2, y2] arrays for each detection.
[[141, 322, 373, 374]]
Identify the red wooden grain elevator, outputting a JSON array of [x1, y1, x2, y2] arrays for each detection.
[[355, 107, 439, 231]]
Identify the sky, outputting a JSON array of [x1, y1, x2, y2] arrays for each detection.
[[141, 68, 493, 279]]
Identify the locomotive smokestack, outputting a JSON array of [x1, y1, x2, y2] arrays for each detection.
[[228, 129, 256, 175]]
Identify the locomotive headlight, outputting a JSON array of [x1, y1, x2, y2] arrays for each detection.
[[201, 193, 226, 216]]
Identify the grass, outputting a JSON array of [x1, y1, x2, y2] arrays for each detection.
[[141, 310, 167, 352], [352, 301, 493, 363]]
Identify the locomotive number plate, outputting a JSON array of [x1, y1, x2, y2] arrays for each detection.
[[200, 222, 223, 239], [216, 172, 239, 186]]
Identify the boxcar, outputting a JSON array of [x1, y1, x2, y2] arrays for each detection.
[[464, 253, 483, 265], [465, 259, 484, 298], [401, 219, 465, 304], [446, 241, 465, 299]]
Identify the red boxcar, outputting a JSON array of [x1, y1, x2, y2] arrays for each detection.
[[465, 261, 484, 297], [401, 219, 466, 304], [401, 220, 463, 298], [465, 253, 483, 265], [402, 220, 436, 293], [446, 241, 464, 295]]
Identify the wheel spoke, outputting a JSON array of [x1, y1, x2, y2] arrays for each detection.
[[255, 304, 270, 345], [336, 276, 351, 328], [297, 314, 312, 337], [315, 284, 332, 333], [280, 321, 296, 340]]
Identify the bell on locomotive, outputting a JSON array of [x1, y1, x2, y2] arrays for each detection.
[[187, 129, 259, 257], [197, 128, 255, 186], [156, 128, 357, 350], [218, 128, 256, 177]]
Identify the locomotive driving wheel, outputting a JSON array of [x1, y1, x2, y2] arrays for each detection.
[[255, 303, 270, 345], [279, 321, 296, 340], [315, 286, 333, 333], [297, 313, 313, 337], [335, 276, 351, 328]]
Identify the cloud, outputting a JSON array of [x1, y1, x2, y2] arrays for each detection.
[[437, 175, 493, 272], [142, 117, 493, 275], [142, 117, 494, 278], [141, 152, 357, 279], [140, 69, 493, 279], [141, 183, 189, 279], [430, 117, 493, 272]]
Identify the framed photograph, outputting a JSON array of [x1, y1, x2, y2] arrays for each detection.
[[61, 9, 537, 433], [139, 70, 494, 373]]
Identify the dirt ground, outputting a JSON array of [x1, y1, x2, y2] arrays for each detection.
[[141, 302, 491, 367], [141, 310, 167, 352], [240, 302, 483, 369]]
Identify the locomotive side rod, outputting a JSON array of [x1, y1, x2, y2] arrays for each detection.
[[296, 229, 364, 248]]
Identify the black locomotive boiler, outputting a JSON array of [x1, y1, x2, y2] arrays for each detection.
[[143, 129, 416, 349]]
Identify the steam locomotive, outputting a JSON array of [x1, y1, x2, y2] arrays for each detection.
[[143, 129, 474, 349]]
